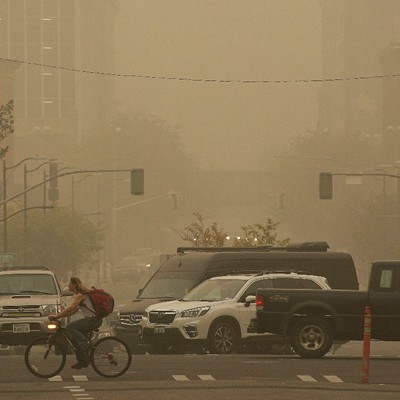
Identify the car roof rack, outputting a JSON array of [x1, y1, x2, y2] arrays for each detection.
[[254, 269, 313, 276], [0, 266, 49, 271], [176, 241, 329, 254]]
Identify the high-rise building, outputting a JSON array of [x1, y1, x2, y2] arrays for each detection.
[[318, 0, 400, 155], [0, 0, 118, 163]]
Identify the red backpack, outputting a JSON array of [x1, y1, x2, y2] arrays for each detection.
[[86, 287, 114, 318]]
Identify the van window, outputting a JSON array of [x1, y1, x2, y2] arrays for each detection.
[[139, 271, 199, 299]]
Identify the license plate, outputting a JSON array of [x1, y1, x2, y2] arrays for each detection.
[[154, 326, 165, 334], [13, 323, 30, 333]]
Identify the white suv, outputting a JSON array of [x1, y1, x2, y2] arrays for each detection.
[[140, 272, 331, 354], [0, 266, 68, 346]]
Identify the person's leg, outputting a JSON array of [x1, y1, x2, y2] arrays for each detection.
[[66, 318, 101, 368]]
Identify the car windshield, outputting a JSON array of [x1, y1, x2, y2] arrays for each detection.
[[182, 278, 246, 302], [0, 274, 57, 295], [139, 271, 199, 299]]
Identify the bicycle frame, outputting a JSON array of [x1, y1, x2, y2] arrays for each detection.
[[46, 320, 92, 357]]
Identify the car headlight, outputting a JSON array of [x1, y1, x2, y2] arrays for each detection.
[[180, 306, 210, 318], [42, 304, 60, 316]]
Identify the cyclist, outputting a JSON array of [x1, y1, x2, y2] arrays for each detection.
[[48, 277, 102, 369]]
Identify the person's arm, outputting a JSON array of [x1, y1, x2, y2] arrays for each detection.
[[48, 293, 85, 320]]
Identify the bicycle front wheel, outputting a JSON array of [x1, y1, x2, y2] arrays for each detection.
[[25, 336, 66, 378], [91, 336, 132, 378]]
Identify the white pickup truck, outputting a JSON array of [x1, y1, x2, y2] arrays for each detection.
[[140, 272, 331, 354], [0, 266, 68, 346]]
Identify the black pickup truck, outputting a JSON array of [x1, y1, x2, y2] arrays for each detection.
[[254, 260, 400, 358]]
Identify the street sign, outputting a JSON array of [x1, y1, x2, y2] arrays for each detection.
[[0, 253, 16, 262]]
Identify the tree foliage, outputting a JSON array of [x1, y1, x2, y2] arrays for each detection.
[[172, 212, 228, 247], [233, 218, 290, 247], [5, 207, 103, 279], [173, 213, 289, 248], [0, 99, 13, 158]]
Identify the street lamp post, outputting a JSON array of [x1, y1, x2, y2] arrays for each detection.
[[23, 159, 56, 265], [2, 157, 46, 253]]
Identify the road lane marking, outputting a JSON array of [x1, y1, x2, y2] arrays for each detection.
[[297, 375, 317, 382], [198, 375, 215, 381], [172, 375, 189, 381], [72, 394, 90, 397], [324, 375, 344, 383], [69, 389, 86, 392], [64, 386, 81, 389], [73, 375, 88, 381]]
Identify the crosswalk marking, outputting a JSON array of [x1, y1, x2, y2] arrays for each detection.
[[324, 375, 343, 383], [172, 375, 189, 381], [73, 375, 88, 381], [49, 375, 62, 382], [297, 375, 317, 382], [198, 375, 215, 381]]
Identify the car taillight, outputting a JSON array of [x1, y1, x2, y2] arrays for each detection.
[[255, 294, 264, 310]]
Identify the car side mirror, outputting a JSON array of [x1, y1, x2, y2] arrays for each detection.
[[61, 287, 73, 296], [244, 295, 256, 307]]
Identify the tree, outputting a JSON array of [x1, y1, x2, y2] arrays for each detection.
[[5, 207, 103, 279], [172, 212, 228, 247], [173, 213, 289, 248], [233, 218, 290, 247], [0, 99, 13, 158]]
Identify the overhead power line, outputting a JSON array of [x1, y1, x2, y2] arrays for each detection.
[[1, 57, 399, 85]]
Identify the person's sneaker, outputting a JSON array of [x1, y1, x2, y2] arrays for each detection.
[[71, 361, 84, 370]]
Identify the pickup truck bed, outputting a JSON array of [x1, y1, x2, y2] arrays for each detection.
[[254, 261, 400, 358]]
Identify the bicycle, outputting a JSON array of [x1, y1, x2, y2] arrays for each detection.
[[24, 320, 132, 379]]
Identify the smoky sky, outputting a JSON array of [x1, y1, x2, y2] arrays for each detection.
[[114, 0, 323, 170]]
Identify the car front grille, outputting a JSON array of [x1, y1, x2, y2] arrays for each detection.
[[149, 311, 176, 324], [1, 305, 42, 318], [120, 313, 142, 326]]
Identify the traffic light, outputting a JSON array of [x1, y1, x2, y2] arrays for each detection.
[[319, 172, 333, 199], [48, 187, 59, 202], [49, 162, 58, 188], [131, 169, 144, 195]]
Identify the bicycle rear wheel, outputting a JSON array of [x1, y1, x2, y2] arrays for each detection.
[[25, 336, 66, 378], [91, 336, 131, 378]]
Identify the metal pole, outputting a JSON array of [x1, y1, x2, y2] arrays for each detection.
[[71, 176, 75, 212], [23, 164, 28, 265], [43, 169, 47, 215], [397, 170, 399, 216], [2, 159, 7, 252], [383, 176, 387, 216]]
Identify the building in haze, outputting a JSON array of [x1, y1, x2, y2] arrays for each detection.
[[0, 0, 118, 162], [318, 0, 400, 163]]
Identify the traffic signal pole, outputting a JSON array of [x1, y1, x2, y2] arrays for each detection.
[[319, 171, 400, 200], [0, 168, 143, 209]]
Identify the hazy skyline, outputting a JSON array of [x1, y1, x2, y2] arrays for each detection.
[[114, 1, 322, 170]]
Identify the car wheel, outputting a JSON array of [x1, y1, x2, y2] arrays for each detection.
[[290, 316, 333, 358], [208, 320, 239, 354]]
